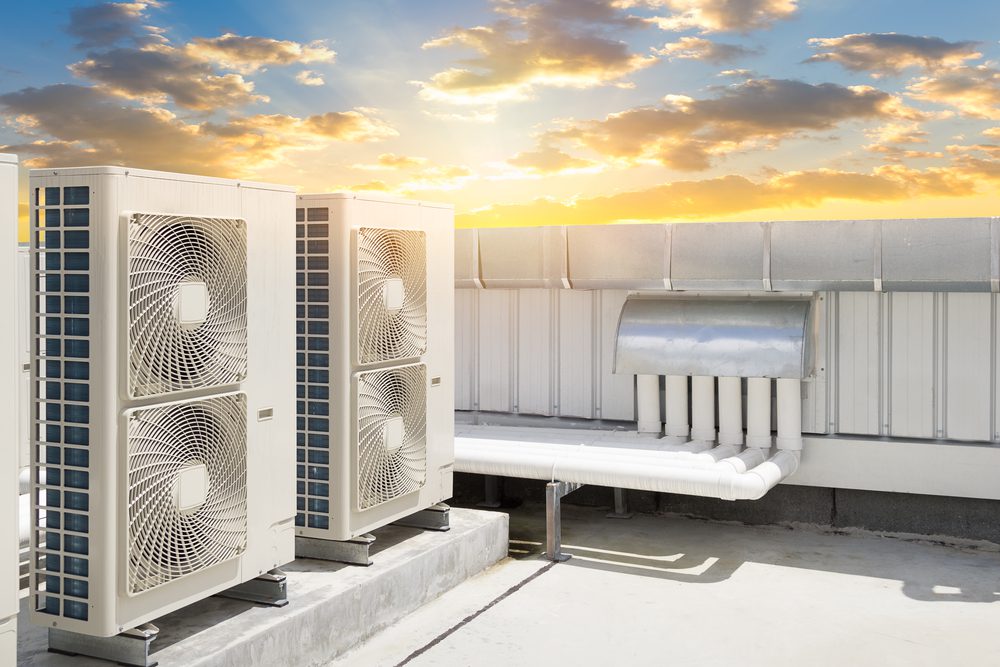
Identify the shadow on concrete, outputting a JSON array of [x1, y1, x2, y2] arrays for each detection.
[[465, 500, 1000, 604]]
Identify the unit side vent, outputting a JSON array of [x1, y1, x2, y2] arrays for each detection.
[[127, 214, 247, 398], [356, 364, 427, 510], [295, 207, 332, 530], [126, 393, 247, 595], [32, 184, 93, 622], [356, 228, 427, 365]]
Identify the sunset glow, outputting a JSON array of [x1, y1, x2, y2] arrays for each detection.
[[2, 0, 998, 240]]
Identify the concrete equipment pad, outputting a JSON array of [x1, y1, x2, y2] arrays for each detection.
[[17, 508, 508, 666]]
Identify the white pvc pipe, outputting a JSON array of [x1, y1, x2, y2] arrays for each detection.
[[776, 378, 803, 451], [455, 438, 800, 502], [690, 376, 716, 443], [663, 375, 689, 439], [636, 374, 662, 435], [746, 377, 772, 449], [717, 377, 743, 446]]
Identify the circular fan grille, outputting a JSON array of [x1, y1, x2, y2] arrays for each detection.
[[357, 364, 427, 510], [128, 214, 247, 398], [126, 394, 247, 595], [356, 228, 427, 365]]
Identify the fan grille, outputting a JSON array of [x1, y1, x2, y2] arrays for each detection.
[[356, 228, 427, 364], [126, 394, 247, 595], [357, 364, 427, 510], [128, 214, 247, 398]]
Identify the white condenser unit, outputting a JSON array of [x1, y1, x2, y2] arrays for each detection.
[[29, 166, 296, 637], [294, 193, 454, 541], [0, 154, 19, 662]]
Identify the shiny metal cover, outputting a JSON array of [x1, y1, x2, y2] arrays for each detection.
[[614, 297, 813, 379]]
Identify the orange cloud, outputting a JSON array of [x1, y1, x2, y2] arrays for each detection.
[[505, 145, 598, 174], [66, 1, 164, 48], [184, 33, 336, 74], [0, 85, 396, 176], [417, 0, 657, 106], [458, 161, 995, 227], [295, 70, 325, 87], [655, 36, 761, 63], [548, 78, 921, 170], [908, 65, 1000, 119], [807, 33, 981, 77], [70, 47, 266, 110], [631, 0, 798, 33]]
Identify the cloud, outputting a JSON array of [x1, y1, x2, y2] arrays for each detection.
[[908, 65, 1000, 119], [547, 78, 920, 170], [506, 145, 598, 174], [807, 33, 981, 76], [984, 127, 1000, 140], [66, 1, 163, 49], [416, 0, 657, 106], [372, 153, 429, 170], [70, 47, 265, 110], [862, 121, 940, 160], [458, 162, 992, 227], [629, 0, 798, 33], [296, 70, 325, 87], [184, 34, 336, 74], [946, 142, 1000, 159], [655, 37, 761, 63], [0, 84, 396, 176]]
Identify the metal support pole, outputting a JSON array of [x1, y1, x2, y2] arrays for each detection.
[[476, 475, 502, 508], [606, 487, 634, 519], [545, 481, 581, 562]]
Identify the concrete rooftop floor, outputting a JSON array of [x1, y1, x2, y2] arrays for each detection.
[[334, 502, 1000, 667]]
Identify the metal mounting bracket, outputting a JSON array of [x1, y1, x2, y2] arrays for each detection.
[[545, 481, 583, 562], [49, 623, 159, 667], [393, 503, 451, 532], [296, 534, 376, 566], [216, 569, 289, 607]]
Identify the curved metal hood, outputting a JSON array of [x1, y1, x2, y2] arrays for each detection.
[[614, 297, 814, 379]]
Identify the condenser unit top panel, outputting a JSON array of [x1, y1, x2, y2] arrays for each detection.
[[614, 296, 813, 379], [28, 166, 294, 192], [0, 153, 16, 165], [297, 192, 454, 210]]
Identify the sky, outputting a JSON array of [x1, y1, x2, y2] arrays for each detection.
[[1, 0, 999, 238]]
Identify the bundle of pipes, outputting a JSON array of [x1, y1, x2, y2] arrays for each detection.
[[455, 375, 802, 501]]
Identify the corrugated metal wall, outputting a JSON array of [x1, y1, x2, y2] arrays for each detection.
[[456, 288, 635, 421], [458, 288, 1000, 444]]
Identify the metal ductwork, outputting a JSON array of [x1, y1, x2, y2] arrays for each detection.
[[613, 296, 814, 380]]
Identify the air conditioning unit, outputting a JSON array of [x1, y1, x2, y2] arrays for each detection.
[[294, 193, 454, 542], [1, 153, 19, 662], [29, 166, 295, 637]]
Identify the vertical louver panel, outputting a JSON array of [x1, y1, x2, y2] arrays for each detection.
[[296, 207, 332, 530], [32, 185, 92, 622]]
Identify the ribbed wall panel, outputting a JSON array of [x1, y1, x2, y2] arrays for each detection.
[[456, 288, 1000, 444]]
